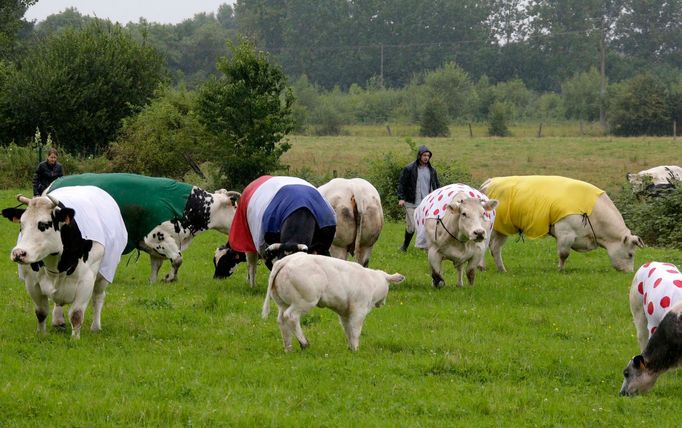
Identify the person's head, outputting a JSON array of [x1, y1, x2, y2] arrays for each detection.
[[46, 148, 58, 165], [417, 145, 432, 166]]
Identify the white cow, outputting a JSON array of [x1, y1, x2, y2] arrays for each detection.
[[481, 175, 643, 272], [626, 165, 682, 193], [415, 184, 497, 288], [2, 187, 127, 338], [262, 252, 404, 352], [318, 178, 384, 267], [621, 262, 682, 396]]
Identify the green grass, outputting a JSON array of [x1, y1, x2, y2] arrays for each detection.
[[1, 187, 682, 426]]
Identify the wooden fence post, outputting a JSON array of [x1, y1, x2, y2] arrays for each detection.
[[537, 123, 543, 138], [468, 123, 473, 138]]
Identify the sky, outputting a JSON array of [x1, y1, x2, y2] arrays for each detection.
[[24, 0, 234, 25]]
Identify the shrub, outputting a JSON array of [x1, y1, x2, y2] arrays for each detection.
[[419, 99, 450, 137], [487, 101, 512, 136], [613, 184, 682, 249], [609, 73, 671, 136]]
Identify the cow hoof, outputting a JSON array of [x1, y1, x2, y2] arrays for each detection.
[[162, 275, 177, 283], [300, 341, 309, 349], [432, 280, 445, 289], [52, 323, 66, 330]]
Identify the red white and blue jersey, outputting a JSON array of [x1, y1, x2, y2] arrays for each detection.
[[228, 176, 336, 256]]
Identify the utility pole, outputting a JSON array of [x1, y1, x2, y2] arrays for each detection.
[[380, 44, 384, 88]]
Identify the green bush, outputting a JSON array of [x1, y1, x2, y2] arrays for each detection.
[[487, 101, 512, 136], [419, 99, 450, 137], [613, 184, 682, 249], [609, 73, 671, 136]]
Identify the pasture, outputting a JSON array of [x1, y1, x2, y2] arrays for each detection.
[[1, 134, 682, 426]]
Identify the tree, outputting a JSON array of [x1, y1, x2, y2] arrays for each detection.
[[609, 73, 670, 136], [195, 38, 295, 189], [0, 21, 166, 154], [562, 68, 602, 122], [419, 99, 450, 137], [0, 0, 36, 59]]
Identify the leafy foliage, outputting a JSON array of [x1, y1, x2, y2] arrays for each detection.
[[419, 99, 450, 137], [609, 73, 672, 136], [195, 38, 295, 189], [487, 101, 512, 137], [0, 21, 166, 154]]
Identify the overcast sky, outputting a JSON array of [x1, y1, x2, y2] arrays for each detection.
[[25, 0, 234, 25]]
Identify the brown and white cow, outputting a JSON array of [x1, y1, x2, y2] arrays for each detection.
[[481, 175, 643, 272], [262, 252, 404, 352], [2, 186, 127, 338], [318, 177, 384, 267], [620, 262, 682, 396], [414, 184, 497, 288], [626, 165, 682, 194]]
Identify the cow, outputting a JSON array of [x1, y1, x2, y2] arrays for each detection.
[[213, 176, 336, 287], [261, 252, 404, 352], [317, 177, 384, 267], [480, 175, 643, 272], [626, 165, 682, 194], [414, 184, 497, 288], [621, 262, 682, 396], [48, 173, 240, 283], [2, 186, 127, 338]]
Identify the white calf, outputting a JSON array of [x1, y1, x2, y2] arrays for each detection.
[[262, 252, 404, 352]]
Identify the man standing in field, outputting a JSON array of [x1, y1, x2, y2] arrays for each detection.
[[397, 145, 440, 251]]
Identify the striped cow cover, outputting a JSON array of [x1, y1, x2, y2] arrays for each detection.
[[414, 183, 496, 249], [484, 175, 604, 239], [228, 176, 336, 256]]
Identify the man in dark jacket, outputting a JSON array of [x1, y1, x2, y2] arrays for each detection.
[[32, 148, 64, 196], [396, 145, 440, 251]]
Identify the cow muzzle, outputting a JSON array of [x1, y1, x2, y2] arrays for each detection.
[[472, 229, 486, 242], [11, 247, 28, 263]]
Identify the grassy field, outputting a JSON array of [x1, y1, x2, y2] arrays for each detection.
[[1, 134, 682, 426]]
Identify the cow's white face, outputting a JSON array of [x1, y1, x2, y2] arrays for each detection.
[[605, 234, 643, 272], [11, 196, 66, 264], [208, 190, 240, 234], [620, 355, 658, 396], [449, 197, 498, 242]]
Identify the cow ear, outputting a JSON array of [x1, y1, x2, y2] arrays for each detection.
[[482, 199, 498, 211], [54, 207, 75, 225], [2, 207, 24, 223], [633, 355, 647, 370], [634, 236, 645, 248]]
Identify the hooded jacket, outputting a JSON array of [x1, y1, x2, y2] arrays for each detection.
[[32, 160, 64, 196], [397, 145, 440, 204]]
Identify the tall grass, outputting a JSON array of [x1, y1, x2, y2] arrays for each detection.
[[1, 188, 681, 426]]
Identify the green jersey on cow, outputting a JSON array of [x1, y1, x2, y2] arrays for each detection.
[[49, 173, 193, 254]]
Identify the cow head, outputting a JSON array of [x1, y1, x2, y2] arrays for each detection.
[[213, 243, 247, 279], [447, 197, 498, 243], [263, 243, 309, 270], [208, 190, 241, 234], [620, 355, 659, 396], [605, 233, 644, 272], [7, 194, 75, 264]]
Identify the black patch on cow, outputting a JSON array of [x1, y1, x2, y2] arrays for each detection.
[[642, 311, 682, 373], [2, 207, 24, 222], [181, 187, 213, 235], [37, 220, 53, 232], [30, 261, 43, 272], [172, 219, 182, 234], [213, 243, 246, 278], [35, 309, 47, 323], [53, 207, 94, 275], [262, 208, 336, 270]]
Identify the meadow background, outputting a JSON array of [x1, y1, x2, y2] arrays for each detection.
[[1, 130, 681, 426]]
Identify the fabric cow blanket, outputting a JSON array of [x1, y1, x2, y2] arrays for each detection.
[[633, 262, 682, 337], [49, 173, 193, 254], [414, 183, 496, 249], [484, 175, 604, 239], [229, 176, 336, 256]]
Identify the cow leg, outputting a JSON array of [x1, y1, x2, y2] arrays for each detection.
[[356, 247, 372, 268], [283, 305, 310, 350], [339, 311, 367, 351], [149, 254, 164, 284], [90, 277, 110, 332], [163, 254, 182, 282], [428, 247, 445, 288], [555, 233, 576, 272], [246, 252, 258, 288], [489, 231, 508, 272], [52, 304, 66, 329], [25, 281, 48, 333], [629, 280, 649, 352], [329, 245, 349, 261], [276, 306, 294, 352]]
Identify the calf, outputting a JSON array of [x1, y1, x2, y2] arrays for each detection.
[[620, 262, 682, 396], [626, 165, 682, 194], [2, 186, 127, 338], [414, 184, 497, 288], [481, 175, 643, 272], [318, 177, 384, 267], [213, 176, 336, 287], [49, 173, 239, 283], [261, 252, 404, 352]]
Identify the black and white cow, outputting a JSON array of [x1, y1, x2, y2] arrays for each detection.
[[2, 186, 127, 338], [213, 175, 336, 287], [48, 173, 240, 283]]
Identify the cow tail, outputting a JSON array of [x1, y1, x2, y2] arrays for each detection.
[[262, 257, 285, 319], [353, 191, 363, 258]]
